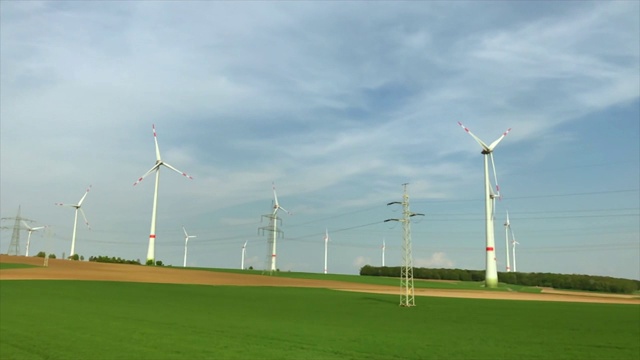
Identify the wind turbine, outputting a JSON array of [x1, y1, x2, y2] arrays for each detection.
[[323, 228, 329, 274], [504, 212, 512, 272], [182, 226, 196, 268], [55, 185, 92, 257], [264, 183, 290, 273], [382, 238, 386, 267], [458, 121, 511, 288], [22, 221, 44, 257], [134, 124, 193, 265], [241, 240, 248, 270], [512, 233, 520, 273]]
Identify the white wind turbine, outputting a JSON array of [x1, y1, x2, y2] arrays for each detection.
[[323, 228, 329, 274], [382, 238, 386, 267], [504, 212, 512, 272], [268, 183, 290, 272], [241, 240, 248, 270], [512, 232, 520, 273], [22, 221, 44, 257], [134, 124, 193, 264], [182, 226, 196, 268], [458, 121, 511, 288], [55, 185, 92, 257]]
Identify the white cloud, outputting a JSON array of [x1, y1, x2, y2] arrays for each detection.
[[414, 252, 454, 268], [353, 256, 372, 269]]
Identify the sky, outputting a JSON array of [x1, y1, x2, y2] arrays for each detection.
[[1, 1, 638, 280]]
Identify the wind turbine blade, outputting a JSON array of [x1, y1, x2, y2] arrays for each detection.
[[183, 226, 188, 237], [32, 226, 45, 231], [272, 183, 279, 207], [488, 128, 512, 150], [278, 206, 291, 215], [133, 164, 161, 186], [77, 185, 92, 206], [79, 208, 91, 230], [153, 124, 162, 161], [21, 220, 30, 230], [505, 211, 510, 226], [457, 121, 490, 151], [489, 153, 501, 198], [162, 162, 193, 180]]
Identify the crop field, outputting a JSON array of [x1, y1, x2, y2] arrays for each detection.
[[185, 267, 543, 292], [1, 279, 638, 360], [0, 263, 38, 270]]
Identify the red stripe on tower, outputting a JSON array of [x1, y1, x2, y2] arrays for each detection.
[[486, 247, 494, 251], [150, 234, 156, 238]]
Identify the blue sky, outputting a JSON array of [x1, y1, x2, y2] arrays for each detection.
[[1, 1, 638, 279]]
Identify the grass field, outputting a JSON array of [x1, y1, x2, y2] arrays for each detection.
[[186, 267, 542, 293], [0, 263, 38, 270], [1, 280, 638, 360]]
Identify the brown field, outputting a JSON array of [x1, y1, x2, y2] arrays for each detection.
[[1, 254, 638, 305]]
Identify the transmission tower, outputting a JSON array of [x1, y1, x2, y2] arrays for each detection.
[[385, 184, 424, 307], [2, 206, 37, 256], [258, 211, 283, 275]]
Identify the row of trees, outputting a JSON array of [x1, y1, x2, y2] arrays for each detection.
[[35, 251, 57, 259], [89, 255, 142, 265], [359, 265, 640, 294]]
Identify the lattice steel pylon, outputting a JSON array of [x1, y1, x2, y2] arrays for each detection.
[[385, 184, 424, 307], [5, 206, 23, 255], [258, 212, 283, 275]]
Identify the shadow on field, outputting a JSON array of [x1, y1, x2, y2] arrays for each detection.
[[361, 296, 397, 304]]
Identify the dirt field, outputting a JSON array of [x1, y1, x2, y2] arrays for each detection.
[[1, 255, 638, 305]]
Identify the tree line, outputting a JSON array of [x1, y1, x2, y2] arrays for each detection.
[[359, 265, 640, 294], [88, 255, 142, 265]]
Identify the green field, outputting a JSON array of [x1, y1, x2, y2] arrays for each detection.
[[1, 280, 638, 360], [186, 267, 542, 292], [0, 263, 39, 270]]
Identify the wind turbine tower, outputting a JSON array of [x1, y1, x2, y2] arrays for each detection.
[[504, 212, 512, 272], [22, 221, 45, 257], [182, 226, 196, 268], [56, 185, 92, 257], [323, 228, 329, 274], [382, 238, 386, 267], [458, 122, 511, 288], [241, 241, 248, 270], [258, 183, 290, 274], [385, 183, 424, 307], [512, 231, 520, 272], [134, 124, 193, 265]]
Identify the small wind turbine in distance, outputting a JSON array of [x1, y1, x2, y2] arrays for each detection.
[[458, 121, 511, 288], [182, 226, 196, 268], [512, 231, 520, 273], [268, 183, 290, 273], [241, 241, 248, 270], [382, 238, 386, 267], [134, 124, 193, 265], [504, 211, 512, 272], [55, 185, 92, 257], [323, 228, 329, 274], [21, 221, 44, 257]]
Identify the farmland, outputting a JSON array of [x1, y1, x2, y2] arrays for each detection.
[[1, 256, 639, 360]]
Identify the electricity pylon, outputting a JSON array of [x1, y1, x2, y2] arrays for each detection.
[[385, 184, 424, 307], [259, 211, 282, 275], [1, 206, 33, 256]]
